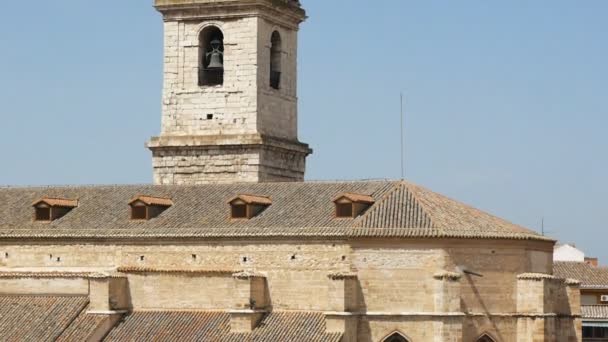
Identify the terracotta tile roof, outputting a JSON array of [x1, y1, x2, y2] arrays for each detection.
[[104, 310, 341, 342], [582, 305, 608, 319], [57, 309, 109, 342], [128, 195, 173, 207], [240, 311, 342, 342], [104, 311, 229, 341], [229, 194, 272, 205], [0, 181, 546, 241], [554, 262, 608, 288], [333, 192, 375, 204], [0, 295, 88, 341], [32, 197, 78, 208]]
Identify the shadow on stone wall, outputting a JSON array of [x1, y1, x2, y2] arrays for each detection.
[[356, 279, 373, 342], [462, 274, 506, 342]]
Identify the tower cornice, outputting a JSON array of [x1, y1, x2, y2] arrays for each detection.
[[155, 0, 306, 27]]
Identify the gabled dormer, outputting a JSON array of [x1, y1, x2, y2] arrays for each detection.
[[228, 195, 272, 219], [333, 193, 375, 218], [129, 195, 173, 221], [32, 198, 78, 222]]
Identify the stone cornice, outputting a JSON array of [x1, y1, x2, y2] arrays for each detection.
[[155, 0, 306, 29], [147, 133, 312, 155]]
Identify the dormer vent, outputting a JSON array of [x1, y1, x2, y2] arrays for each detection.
[[228, 195, 272, 219], [333, 193, 375, 218], [129, 196, 173, 221], [32, 198, 78, 222]]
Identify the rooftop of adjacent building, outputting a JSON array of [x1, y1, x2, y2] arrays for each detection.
[[554, 251, 608, 322]]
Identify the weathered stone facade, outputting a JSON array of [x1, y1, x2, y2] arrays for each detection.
[[148, 0, 311, 184], [0, 238, 580, 341], [0, 1, 582, 341]]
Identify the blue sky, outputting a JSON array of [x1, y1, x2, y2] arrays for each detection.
[[1, 1, 606, 261]]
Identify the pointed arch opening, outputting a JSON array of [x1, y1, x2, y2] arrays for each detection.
[[381, 331, 410, 342], [476, 333, 497, 342], [199, 26, 224, 86], [269, 30, 282, 89]]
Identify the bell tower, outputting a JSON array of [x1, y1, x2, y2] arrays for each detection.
[[148, 0, 311, 185]]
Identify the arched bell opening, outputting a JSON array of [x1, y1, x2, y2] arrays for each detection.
[[199, 26, 224, 86], [381, 331, 411, 342], [476, 333, 497, 342], [269, 30, 282, 89]]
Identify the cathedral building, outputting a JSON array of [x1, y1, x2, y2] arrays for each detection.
[[0, 0, 581, 341]]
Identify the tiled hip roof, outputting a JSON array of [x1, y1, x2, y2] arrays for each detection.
[[0, 180, 546, 241], [104, 310, 341, 342], [0, 295, 88, 341], [553, 262, 608, 288]]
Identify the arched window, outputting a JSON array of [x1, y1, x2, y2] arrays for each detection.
[[382, 332, 410, 342], [477, 333, 497, 342], [199, 26, 224, 86], [269, 31, 282, 89]]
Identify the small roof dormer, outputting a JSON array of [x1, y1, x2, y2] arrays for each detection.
[[333, 193, 375, 219], [228, 194, 271, 220], [32, 198, 78, 222], [129, 195, 173, 221]]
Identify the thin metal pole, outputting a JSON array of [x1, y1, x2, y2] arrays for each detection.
[[400, 93, 405, 180]]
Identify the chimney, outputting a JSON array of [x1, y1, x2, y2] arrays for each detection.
[[585, 257, 599, 267]]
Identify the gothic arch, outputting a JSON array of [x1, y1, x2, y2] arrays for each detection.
[[476, 333, 497, 342], [381, 331, 411, 342], [269, 30, 282, 89]]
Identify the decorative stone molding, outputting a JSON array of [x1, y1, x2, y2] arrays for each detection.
[[564, 278, 581, 286], [517, 273, 559, 281], [116, 266, 238, 275], [327, 271, 357, 280], [232, 270, 266, 279], [433, 271, 462, 281], [0, 271, 122, 279]]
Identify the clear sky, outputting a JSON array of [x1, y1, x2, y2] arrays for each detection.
[[1, 1, 606, 261]]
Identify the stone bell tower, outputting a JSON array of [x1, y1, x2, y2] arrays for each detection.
[[148, 0, 311, 185]]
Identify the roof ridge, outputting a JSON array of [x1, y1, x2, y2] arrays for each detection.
[[356, 182, 434, 229], [401, 181, 542, 238], [0, 179, 400, 190]]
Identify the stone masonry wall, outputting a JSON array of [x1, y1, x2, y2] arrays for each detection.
[[257, 18, 298, 140], [151, 143, 306, 184], [161, 18, 260, 136], [0, 239, 573, 341], [160, 16, 299, 140]]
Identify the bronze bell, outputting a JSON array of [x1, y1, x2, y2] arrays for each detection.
[[206, 38, 224, 69]]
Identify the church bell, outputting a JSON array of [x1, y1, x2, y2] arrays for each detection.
[[206, 38, 224, 69]]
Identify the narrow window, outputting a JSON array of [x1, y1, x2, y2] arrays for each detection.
[[128, 196, 173, 221], [336, 203, 353, 218], [32, 198, 78, 222], [35, 206, 51, 221], [131, 205, 147, 220], [228, 195, 271, 219], [199, 26, 224, 86], [333, 193, 375, 218], [269, 31, 282, 89], [231, 204, 248, 219]]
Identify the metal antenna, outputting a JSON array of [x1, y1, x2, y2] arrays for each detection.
[[400, 93, 405, 180], [541, 217, 553, 236], [542, 217, 546, 236]]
